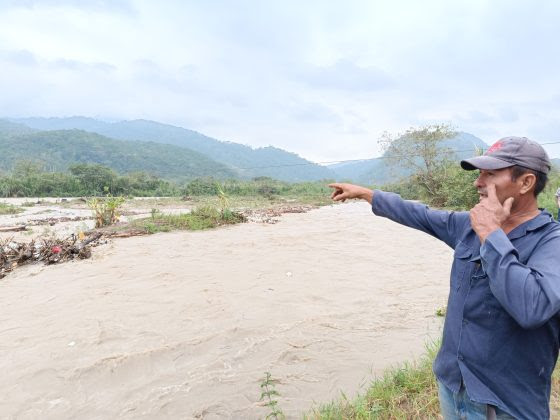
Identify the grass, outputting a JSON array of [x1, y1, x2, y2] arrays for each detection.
[[131, 205, 246, 234], [307, 340, 560, 419], [0, 202, 24, 215], [20, 201, 37, 207], [308, 341, 441, 420]]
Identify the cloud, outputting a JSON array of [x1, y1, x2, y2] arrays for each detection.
[[290, 103, 341, 124], [51, 58, 116, 72], [0, 49, 38, 66], [0, 0, 135, 14], [295, 60, 395, 92], [1, 1, 560, 161], [0, 49, 116, 73]]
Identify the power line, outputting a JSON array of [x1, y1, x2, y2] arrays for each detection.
[[237, 141, 560, 171]]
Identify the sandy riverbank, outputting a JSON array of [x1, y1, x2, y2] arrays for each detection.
[[0, 201, 452, 419]]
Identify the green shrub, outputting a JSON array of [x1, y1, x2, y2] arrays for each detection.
[[87, 195, 126, 228], [539, 171, 560, 216], [0, 202, 23, 215]]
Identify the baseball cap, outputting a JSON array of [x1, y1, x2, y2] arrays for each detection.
[[461, 136, 551, 174]]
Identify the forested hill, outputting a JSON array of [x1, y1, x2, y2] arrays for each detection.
[[0, 120, 36, 137], [10, 117, 335, 181], [0, 129, 236, 180]]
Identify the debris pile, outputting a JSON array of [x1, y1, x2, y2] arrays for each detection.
[[0, 232, 103, 279], [240, 205, 315, 224]]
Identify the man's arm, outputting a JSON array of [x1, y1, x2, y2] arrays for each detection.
[[471, 184, 560, 328], [482, 229, 560, 329], [328, 183, 468, 249]]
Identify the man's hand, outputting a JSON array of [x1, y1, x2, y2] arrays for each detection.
[[328, 183, 373, 204], [470, 183, 514, 242]]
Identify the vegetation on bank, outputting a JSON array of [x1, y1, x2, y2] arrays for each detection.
[[0, 202, 23, 215], [308, 341, 440, 419], [306, 341, 560, 419], [0, 161, 334, 200], [1, 138, 558, 217], [131, 206, 246, 234]]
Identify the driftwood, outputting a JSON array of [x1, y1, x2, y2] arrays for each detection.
[[0, 232, 103, 279], [27, 216, 92, 227], [0, 226, 27, 233], [103, 229, 147, 238]]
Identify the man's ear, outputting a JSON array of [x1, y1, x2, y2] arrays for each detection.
[[518, 173, 536, 195]]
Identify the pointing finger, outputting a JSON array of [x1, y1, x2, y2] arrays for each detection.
[[486, 183, 498, 202]]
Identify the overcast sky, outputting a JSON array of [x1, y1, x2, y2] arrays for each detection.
[[1, 0, 559, 161]]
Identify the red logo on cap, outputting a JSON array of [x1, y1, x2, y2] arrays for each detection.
[[487, 140, 504, 154]]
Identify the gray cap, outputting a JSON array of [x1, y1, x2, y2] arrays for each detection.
[[461, 136, 551, 174]]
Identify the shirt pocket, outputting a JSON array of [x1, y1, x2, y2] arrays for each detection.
[[472, 271, 508, 318], [451, 240, 473, 291]]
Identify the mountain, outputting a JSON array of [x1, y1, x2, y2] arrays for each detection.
[[0, 119, 36, 137], [0, 128, 236, 180], [329, 132, 488, 185], [11, 117, 336, 182]]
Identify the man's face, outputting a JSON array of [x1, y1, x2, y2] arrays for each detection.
[[473, 168, 520, 204]]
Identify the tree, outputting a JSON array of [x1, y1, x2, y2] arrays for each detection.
[[379, 124, 457, 207], [11, 160, 44, 197], [69, 163, 117, 195]]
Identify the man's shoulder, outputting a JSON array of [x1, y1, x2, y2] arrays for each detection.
[[536, 215, 560, 241]]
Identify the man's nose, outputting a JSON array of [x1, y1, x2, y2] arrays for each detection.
[[474, 176, 483, 188]]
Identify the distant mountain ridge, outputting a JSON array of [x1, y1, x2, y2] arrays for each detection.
[[5, 117, 555, 184], [0, 128, 236, 179], [10, 117, 335, 182], [0, 119, 36, 137], [328, 132, 489, 184]]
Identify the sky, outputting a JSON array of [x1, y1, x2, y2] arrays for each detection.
[[1, 0, 560, 162]]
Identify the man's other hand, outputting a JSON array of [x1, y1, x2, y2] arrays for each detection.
[[328, 183, 373, 204], [470, 183, 514, 242]]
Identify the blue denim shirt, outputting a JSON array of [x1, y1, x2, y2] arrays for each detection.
[[372, 190, 560, 419]]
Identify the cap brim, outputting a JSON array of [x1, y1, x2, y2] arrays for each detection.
[[460, 156, 515, 171]]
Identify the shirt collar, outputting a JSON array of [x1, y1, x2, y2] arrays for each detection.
[[507, 209, 554, 240]]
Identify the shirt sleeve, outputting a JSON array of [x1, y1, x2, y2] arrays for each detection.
[[481, 229, 560, 329], [371, 190, 468, 249]]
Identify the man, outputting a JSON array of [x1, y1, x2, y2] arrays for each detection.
[[329, 137, 560, 419]]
